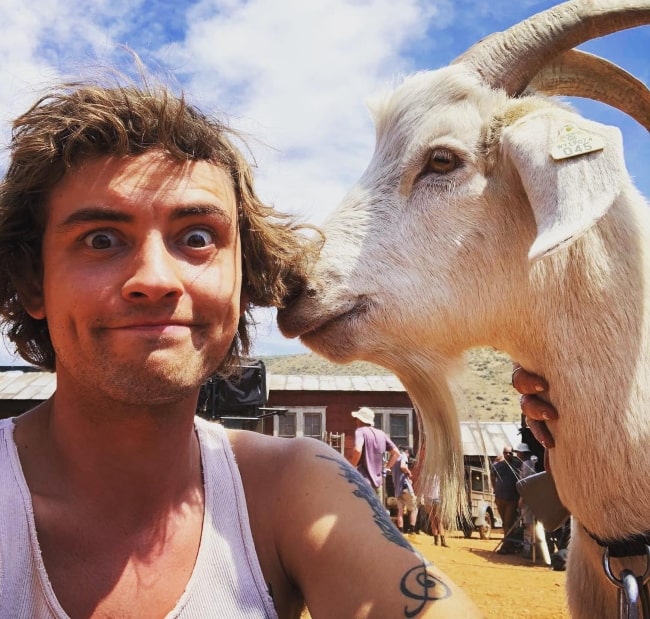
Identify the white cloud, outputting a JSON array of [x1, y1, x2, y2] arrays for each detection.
[[158, 0, 435, 222]]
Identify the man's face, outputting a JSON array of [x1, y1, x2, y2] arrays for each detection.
[[27, 151, 243, 406]]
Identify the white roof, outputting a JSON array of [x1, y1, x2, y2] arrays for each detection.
[[460, 421, 522, 457], [266, 373, 406, 392]]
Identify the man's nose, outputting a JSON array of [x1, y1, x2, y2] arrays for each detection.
[[122, 235, 183, 302]]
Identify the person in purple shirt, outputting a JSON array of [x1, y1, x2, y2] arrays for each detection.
[[347, 407, 400, 501]]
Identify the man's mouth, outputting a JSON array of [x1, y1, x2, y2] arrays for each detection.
[[106, 318, 200, 337]]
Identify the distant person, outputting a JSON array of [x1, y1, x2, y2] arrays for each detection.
[[391, 446, 419, 535], [548, 519, 571, 571], [491, 446, 520, 554], [411, 445, 448, 546], [347, 407, 400, 500], [515, 443, 550, 564], [424, 476, 448, 547], [515, 443, 537, 480]]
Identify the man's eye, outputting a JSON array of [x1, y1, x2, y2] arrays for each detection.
[[181, 229, 214, 248], [83, 231, 118, 250]]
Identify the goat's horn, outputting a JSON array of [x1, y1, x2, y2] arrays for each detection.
[[530, 49, 650, 131], [454, 0, 650, 97]]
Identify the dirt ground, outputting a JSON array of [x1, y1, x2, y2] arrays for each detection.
[[302, 528, 570, 619], [413, 529, 570, 618]]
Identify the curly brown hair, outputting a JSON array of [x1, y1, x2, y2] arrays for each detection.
[[0, 77, 320, 372]]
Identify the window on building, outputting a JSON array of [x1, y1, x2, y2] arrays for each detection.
[[277, 412, 297, 438], [372, 408, 414, 447], [303, 412, 323, 439], [273, 407, 326, 439], [389, 413, 409, 447]]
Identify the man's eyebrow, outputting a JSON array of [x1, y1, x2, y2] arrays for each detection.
[[57, 207, 132, 230], [171, 203, 234, 224], [56, 203, 234, 230]]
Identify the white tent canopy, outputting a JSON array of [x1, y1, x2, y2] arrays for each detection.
[[460, 421, 522, 457]]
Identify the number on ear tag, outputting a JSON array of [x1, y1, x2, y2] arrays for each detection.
[[551, 125, 605, 161]]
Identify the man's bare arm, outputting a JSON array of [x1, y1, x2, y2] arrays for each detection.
[[277, 439, 482, 618]]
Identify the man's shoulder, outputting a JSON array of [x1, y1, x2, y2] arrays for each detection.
[[233, 432, 356, 523], [227, 426, 282, 459], [230, 430, 337, 475], [354, 425, 374, 443]]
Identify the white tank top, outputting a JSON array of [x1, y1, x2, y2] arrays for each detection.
[[0, 416, 278, 618]]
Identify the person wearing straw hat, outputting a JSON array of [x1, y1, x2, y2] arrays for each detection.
[[348, 406, 400, 498]]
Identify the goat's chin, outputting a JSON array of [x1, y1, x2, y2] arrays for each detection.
[[278, 293, 373, 341], [299, 320, 370, 363], [281, 301, 374, 362]]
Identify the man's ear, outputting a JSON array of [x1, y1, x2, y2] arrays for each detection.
[[20, 283, 46, 320]]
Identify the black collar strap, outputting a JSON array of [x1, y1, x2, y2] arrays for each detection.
[[586, 527, 650, 558]]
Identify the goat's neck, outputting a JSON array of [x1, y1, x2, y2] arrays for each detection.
[[504, 192, 650, 538]]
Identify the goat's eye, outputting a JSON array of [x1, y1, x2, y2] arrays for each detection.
[[426, 148, 460, 174]]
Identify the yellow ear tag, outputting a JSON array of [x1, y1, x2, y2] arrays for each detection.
[[551, 124, 605, 161]]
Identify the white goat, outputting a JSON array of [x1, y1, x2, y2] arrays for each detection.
[[278, 1, 650, 616]]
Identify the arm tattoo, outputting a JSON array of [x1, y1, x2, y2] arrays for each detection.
[[317, 454, 451, 619], [317, 453, 412, 551], [318, 454, 453, 616], [401, 563, 452, 617]]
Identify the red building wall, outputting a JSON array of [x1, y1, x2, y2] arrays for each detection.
[[264, 389, 418, 458]]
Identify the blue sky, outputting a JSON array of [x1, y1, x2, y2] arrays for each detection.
[[0, 0, 647, 364]]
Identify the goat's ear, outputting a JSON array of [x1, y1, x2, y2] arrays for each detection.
[[501, 108, 625, 261]]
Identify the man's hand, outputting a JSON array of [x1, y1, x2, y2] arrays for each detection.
[[511, 365, 557, 449]]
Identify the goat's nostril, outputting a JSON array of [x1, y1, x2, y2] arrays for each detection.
[[306, 286, 317, 299]]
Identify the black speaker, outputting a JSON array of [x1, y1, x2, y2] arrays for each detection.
[[197, 360, 267, 420]]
